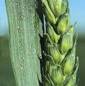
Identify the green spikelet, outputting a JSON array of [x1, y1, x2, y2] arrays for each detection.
[[40, 0, 79, 86], [50, 66, 64, 85], [47, 23, 60, 43], [57, 14, 70, 34], [60, 26, 74, 54], [42, 0, 57, 24]]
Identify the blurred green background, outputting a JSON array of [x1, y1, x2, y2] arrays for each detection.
[[0, 37, 16, 86], [0, 0, 85, 86]]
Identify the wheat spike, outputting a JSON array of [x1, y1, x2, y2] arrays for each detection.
[[41, 0, 79, 86]]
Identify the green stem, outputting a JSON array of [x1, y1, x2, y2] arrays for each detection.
[[5, 0, 42, 86]]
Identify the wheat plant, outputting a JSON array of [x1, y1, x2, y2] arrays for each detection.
[[41, 0, 79, 86]]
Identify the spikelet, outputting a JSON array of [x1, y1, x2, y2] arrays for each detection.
[[60, 26, 74, 54], [42, 0, 57, 24]]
